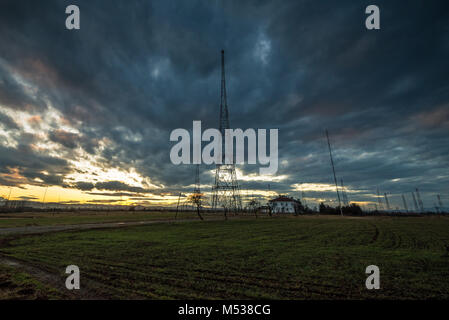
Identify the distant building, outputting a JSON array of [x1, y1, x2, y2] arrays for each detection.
[[258, 205, 270, 214], [268, 196, 302, 214]]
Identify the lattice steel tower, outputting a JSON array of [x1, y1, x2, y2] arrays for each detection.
[[211, 50, 242, 212]]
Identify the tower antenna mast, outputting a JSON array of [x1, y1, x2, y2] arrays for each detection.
[[402, 194, 408, 212], [384, 192, 390, 211], [7, 187, 12, 201], [411, 192, 419, 212], [437, 194, 443, 208], [415, 188, 424, 212], [376, 187, 383, 210], [341, 178, 349, 206], [326, 129, 343, 216], [211, 50, 242, 213]]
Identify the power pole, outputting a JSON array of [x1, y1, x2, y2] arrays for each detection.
[[302, 191, 307, 208], [411, 192, 419, 212], [415, 188, 424, 212], [376, 187, 383, 210], [7, 187, 12, 201], [341, 178, 349, 206], [3, 187, 12, 208], [325, 129, 343, 216], [175, 193, 182, 220], [42, 186, 48, 209], [401, 194, 408, 212], [384, 192, 390, 211], [437, 194, 443, 209], [211, 50, 242, 213]]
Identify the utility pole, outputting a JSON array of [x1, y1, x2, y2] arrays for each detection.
[[340, 178, 349, 206], [4, 187, 12, 208], [326, 129, 342, 216], [384, 192, 390, 211], [437, 194, 443, 209], [175, 193, 181, 220], [302, 191, 307, 208], [42, 186, 48, 209], [401, 194, 408, 212], [416, 188, 424, 212], [411, 192, 419, 212], [376, 187, 383, 210]]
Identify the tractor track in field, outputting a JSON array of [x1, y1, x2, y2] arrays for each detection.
[[369, 223, 380, 243], [0, 215, 260, 299], [0, 216, 236, 236], [0, 254, 111, 299]]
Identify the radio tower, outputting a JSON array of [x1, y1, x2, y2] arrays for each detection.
[[326, 129, 343, 216], [211, 50, 242, 212], [376, 187, 384, 210], [411, 192, 419, 212], [340, 178, 349, 206], [384, 192, 390, 211], [415, 188, 424, 212], [402, 194, 408, 212], [437, 194, 443, 208]]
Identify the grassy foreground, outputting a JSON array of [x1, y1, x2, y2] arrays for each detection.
[[1, 215, 449, 299], [0, 211, 207, 229], [0, 264, 63, 299]]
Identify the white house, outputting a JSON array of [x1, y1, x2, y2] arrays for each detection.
[[268, 196, 302, 214]]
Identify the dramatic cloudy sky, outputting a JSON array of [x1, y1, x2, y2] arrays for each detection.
[[0, 0, 448, 209]]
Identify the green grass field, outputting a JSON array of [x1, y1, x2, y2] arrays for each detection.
[[1, 215, 449, 299], [0, 264, 63, 299], [0, 210, 207, 228]]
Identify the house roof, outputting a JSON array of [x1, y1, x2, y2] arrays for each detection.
[[269, 196, 299, 203]]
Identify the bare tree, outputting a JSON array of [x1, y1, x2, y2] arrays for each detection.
[[188, 193, 204, 220]]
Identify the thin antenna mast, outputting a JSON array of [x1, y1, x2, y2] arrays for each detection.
[[437, 194, 443, 208], [415, 188, 424, 212], [7, 187, 12, 201], [42, 186, 48, 210], [384, 193, 390, 211], [376, 187, 383, 210], [402, 194, 408, 212], [325, 129, 343, 216], [341, 178, 349, 206], [175, 193, 182, 220], [411, 192, 419, 212]]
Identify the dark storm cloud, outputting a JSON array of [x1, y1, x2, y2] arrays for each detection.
[[71, 181, 152, 194], [88, 192, 142, 197], [0, 111, 19, 130], [0, 0, 448, 207], [17, 195, 38, 200], [0, 62, 47, 112], [0, 143, 70, 187], [49, 130, 79, 149], [73, 181, 95, 191], [94, 181, 149, 193], [86, 199, 121, 204]]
